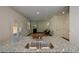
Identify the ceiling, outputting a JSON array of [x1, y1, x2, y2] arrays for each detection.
[[11, 6, 67, 21]]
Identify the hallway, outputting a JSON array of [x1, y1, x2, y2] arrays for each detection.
[[0, 6, 69, 52]]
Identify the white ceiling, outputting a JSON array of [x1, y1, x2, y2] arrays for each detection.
[[11, 6, 66, 21]]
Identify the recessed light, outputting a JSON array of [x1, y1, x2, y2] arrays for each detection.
[[36, 11, 40, 15], [62, 11, 65, 14]]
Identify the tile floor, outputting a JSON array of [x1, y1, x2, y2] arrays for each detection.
[[0, 35, 70, 53]]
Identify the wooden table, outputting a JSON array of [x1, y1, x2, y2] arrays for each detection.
[[32, 32, 45, 39]]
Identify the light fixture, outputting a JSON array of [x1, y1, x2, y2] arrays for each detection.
[[13, 26, 18, 34], [36, 11, 40, 15], [47, 23, 49, 26], [62, 11, 65, 14]]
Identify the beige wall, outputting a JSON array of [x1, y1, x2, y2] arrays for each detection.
[[49, 14, 69, 39], [0, 7, 29, 42]]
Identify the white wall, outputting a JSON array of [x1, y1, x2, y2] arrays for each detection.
[[0, 7, 29, 42], [37, 21, 49, 32], [70, 7, 79, 52], [49, 14, 69, 39]]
